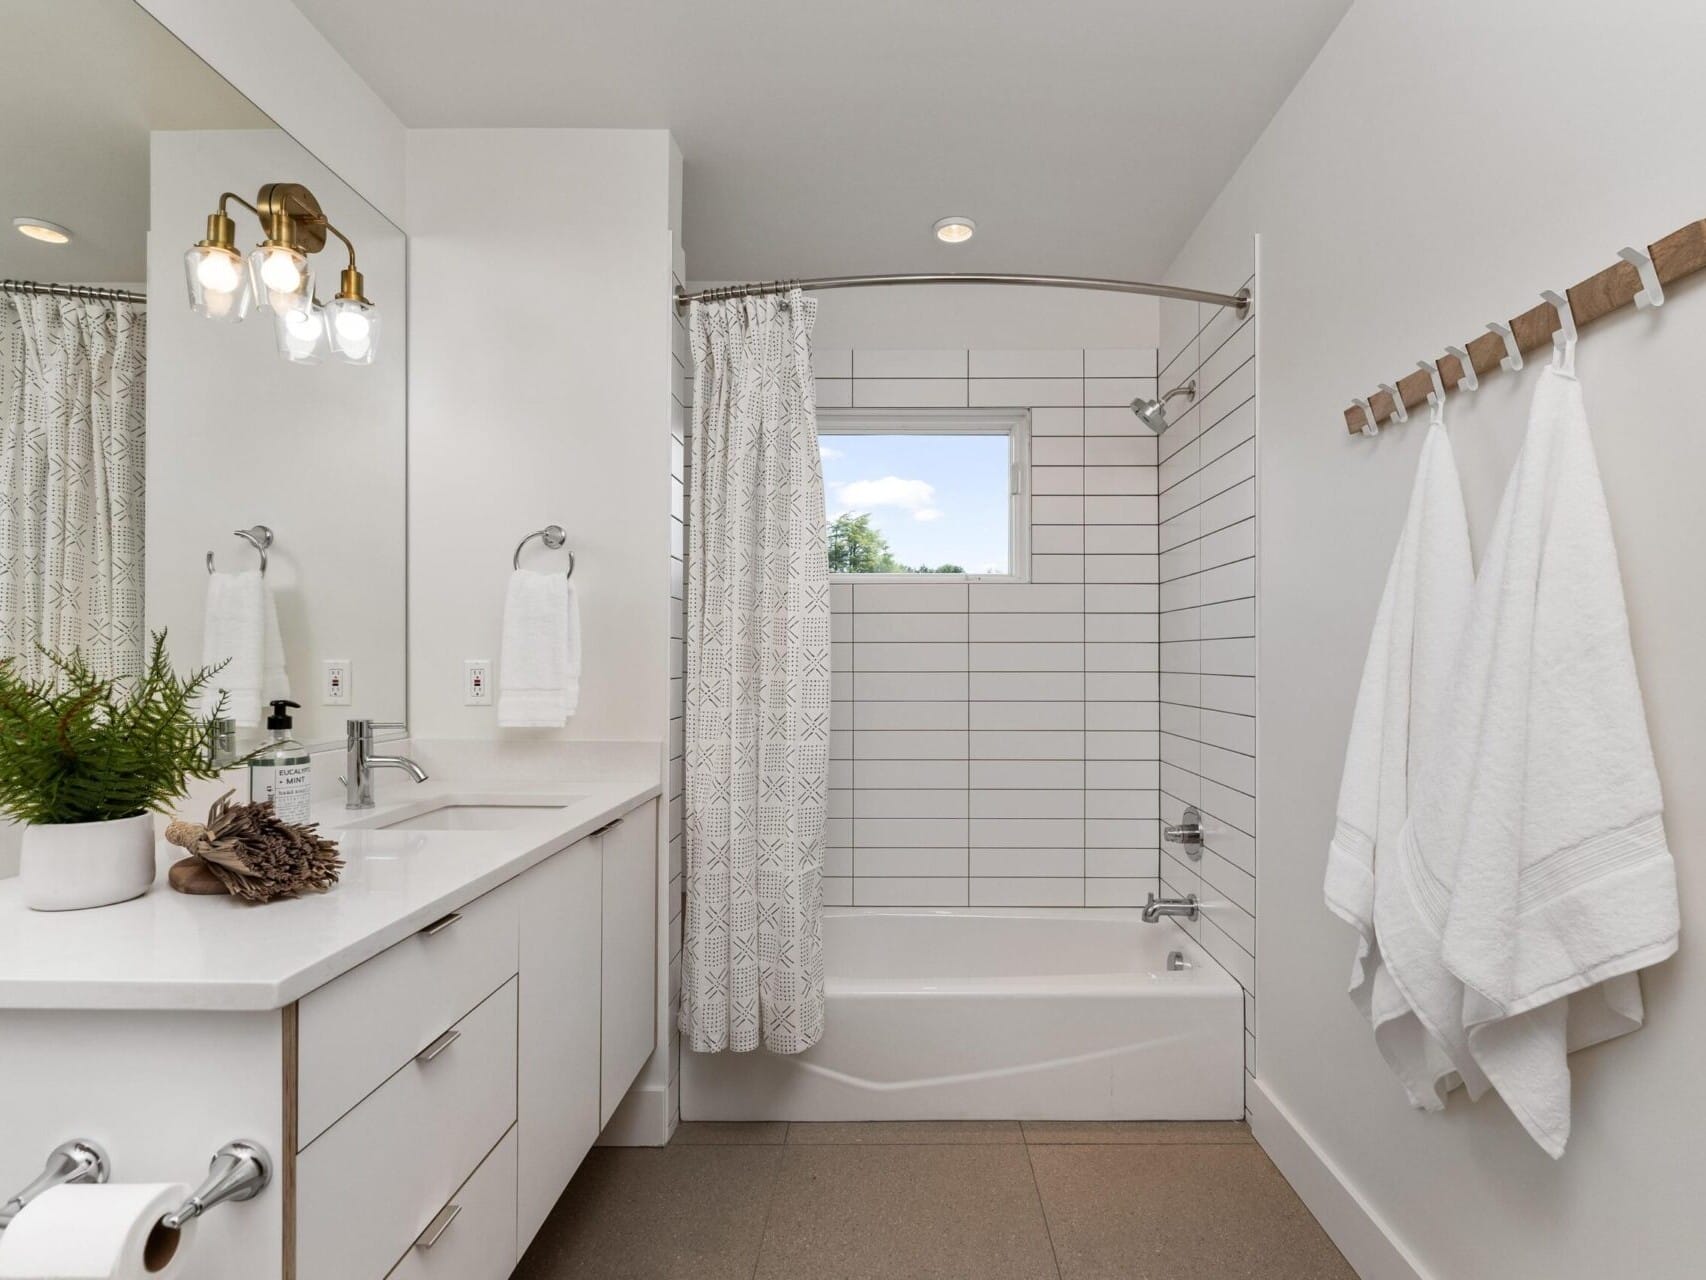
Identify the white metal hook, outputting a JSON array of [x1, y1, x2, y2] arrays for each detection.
[[1417, 359, 1447, 408], [1541, 289, 1577, 352], [1617, 246, 1665, 309], [1444, 344, 1478, 391], [1487, 321, 1523, 372], [1352, 396, 1380, 437], [1377, 382, 1408, 423]]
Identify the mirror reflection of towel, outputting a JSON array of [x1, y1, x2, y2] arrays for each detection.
[[200, 569, 290, 726]]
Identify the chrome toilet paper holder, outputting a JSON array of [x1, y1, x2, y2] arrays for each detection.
[[0, 1139, 111, 1231], [161, 1141, 272, 1230]]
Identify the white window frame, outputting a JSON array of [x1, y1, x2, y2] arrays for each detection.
[[818, 407, 1030, 583]]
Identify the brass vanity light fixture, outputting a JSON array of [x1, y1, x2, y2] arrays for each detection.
[[185, 182, 378, 363]]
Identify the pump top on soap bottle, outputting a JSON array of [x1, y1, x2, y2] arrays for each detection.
[[249, 699, 312, 824]]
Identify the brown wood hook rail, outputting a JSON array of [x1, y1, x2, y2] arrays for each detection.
[[1343, 217, 1706, 435]]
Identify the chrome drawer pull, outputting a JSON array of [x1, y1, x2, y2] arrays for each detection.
[[415, 1028, 461, 1063], [415, 1202, 462, 1249], [420, 911, 462, 936]]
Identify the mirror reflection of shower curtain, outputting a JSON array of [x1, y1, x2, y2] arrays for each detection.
[[682, 288, 830, 1055], [0, 289, 146, 682]]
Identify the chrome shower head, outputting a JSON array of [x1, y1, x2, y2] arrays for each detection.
[[1129, 379, 1197, 434]]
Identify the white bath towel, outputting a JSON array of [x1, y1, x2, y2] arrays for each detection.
[[200, 569, 290, 726], [1428, 355, 1677, 1158], [1325, 413, 1474, 1107], [498, 570, 581, 727]]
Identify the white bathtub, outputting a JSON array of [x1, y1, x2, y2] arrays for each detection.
[[681, 908, 1245, 1121]]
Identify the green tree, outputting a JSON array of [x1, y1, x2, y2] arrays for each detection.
[[827, 512, 905, 573]]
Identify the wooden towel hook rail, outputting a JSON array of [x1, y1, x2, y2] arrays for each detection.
[[1342, 216, 1706, 436]]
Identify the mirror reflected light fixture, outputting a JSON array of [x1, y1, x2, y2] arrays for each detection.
[[185, 183, 378, 363], [274, 297, 331, 364]]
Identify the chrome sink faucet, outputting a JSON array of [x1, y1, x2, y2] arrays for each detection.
[[1142, 892, 1200, 923], [345, 719, 429, 809]]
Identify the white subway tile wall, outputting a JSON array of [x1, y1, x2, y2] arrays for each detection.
[[814, 345, 1160, 909], [1156, 278, 1257, 1098]]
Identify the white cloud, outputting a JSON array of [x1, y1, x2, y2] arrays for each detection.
[[818, 444, 844, 460], [914, 508, 943, 522], [833, 475, 936, 512]]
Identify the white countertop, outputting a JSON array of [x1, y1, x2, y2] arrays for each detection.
[[0, 772, 661, 1012]]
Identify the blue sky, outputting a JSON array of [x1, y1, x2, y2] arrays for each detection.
[[819, 432, 1010, 573]]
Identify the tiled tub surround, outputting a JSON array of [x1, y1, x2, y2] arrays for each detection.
[[1154, 281, 1258, 1092], [816, 345, 1164, 908]]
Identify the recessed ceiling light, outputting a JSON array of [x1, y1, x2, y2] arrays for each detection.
[[13, 218, 72, 245], [934, 216, 976, 244]]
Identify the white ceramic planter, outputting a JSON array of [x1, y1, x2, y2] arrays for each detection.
[[19, 813, 158, 911]]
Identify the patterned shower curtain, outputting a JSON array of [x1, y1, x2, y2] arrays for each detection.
[[0, 289, 146, 682], [681, 289, 830, 1054]]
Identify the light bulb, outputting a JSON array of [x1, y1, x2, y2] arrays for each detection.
[[285, 307, 322, 339], [196, 251, 241, 293], [333, 308, 371, 344], [259, 248, 303, 292]]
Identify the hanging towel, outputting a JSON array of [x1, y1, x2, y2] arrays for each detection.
[[1325, 409, 1475, 1107], [1426, 348, 1677, 1158], [200, 569, 288, 726], [498, 570, 580, 727]]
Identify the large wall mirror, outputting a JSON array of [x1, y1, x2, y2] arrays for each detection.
[[0, 0, 406, 754]]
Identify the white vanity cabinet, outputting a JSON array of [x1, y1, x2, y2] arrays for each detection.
[[0, 790, 661, 1280], [290, 797, 659, 1277]]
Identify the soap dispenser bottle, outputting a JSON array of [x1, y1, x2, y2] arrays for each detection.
[[249, 699, 312, 824]]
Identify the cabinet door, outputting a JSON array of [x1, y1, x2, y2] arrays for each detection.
[[600, 800, 658, 1125], [516, 835, 601, 1251]]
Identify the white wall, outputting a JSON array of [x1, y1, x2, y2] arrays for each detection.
[[1167, 1, 1706, 1275], [135, 0, 407, 226], [406, 128, 678, 745]]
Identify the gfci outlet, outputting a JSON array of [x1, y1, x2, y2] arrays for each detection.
[[322, 659, 351, 706], [464, 659, 492, 706]]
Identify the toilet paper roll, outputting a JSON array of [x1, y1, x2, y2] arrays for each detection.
[[0, 1182, 196, 1279]]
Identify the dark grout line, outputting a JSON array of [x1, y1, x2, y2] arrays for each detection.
[[1022, 1141, 1067, 1280], [748, 1126, 792, 1280]]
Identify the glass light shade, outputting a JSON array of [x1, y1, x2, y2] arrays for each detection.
[[184, 244, 252, 322], [274, 299, 330, 364], [326, 296, 380, 365], [248, 245, 313, 316]]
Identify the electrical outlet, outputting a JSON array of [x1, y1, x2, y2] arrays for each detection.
[[322, 659, 351, 706], [464, 659, 492, 706]]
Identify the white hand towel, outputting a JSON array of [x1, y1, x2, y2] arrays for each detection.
[[261, 580, 290, 707], [498, 570, 580, 727], [200, 569, 266, 725], [1325, 415, 1475, 1107], [1430, 357, 1677, 1158]]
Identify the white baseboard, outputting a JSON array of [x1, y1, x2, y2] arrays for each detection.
[[1248, 1080, 1431, 1280], [596, 1081, 676, 1147]]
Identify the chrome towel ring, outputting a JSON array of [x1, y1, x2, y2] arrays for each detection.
[[206, 525, 273, 575], [513, 523, 575, 579]]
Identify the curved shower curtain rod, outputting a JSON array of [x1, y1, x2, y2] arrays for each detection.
[[675, 272, 1251, 315]]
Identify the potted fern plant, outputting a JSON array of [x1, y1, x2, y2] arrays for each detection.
[[0, 634, 232, 911]]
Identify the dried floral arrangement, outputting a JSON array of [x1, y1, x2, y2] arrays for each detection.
[[165, 790, 342, 902]]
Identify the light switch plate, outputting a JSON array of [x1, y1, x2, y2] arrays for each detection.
[[464, 659, 492, 706], [322, 659, 351, 706]]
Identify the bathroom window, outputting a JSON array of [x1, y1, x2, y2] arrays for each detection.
[[818, 409, 1029, 580]]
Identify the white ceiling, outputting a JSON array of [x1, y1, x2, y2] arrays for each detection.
[[293, 0, 1349, 281], [0, 0, 271, 284]]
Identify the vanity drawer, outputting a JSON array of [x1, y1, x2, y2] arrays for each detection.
[[385, 1127, 518, 1280], [297, 885, 518, 1146], [297, 978, 518, 1280]]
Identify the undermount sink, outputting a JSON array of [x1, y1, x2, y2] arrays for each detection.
[[366, 799, 586, 832]]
